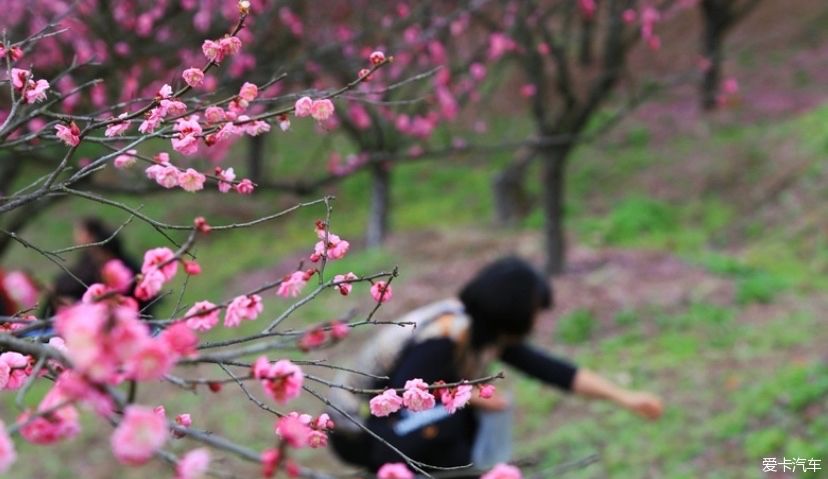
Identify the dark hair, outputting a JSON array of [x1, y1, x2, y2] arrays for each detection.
[[459, 256, 552, 349]]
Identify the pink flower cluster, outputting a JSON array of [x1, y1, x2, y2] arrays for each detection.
[[144, 157, 205, 192], [481, 463, 523, 479], [17, 383, 80, 445], [139, 89, 188, 134], [101, 259, 134, 292], [0, 43, 23, 62], [276, 269, 315, 298], [275, 412, 334, 449], [378, 463, 414, 479], [114, 149, 138, 169], [640, 7, 662, 50], [202, 35, 242, 63], [252, 357, 304, 404], [176, 448, 210, 479], [55, 122, 81, 147], [369, 379, 474, 417], [0, 352, 32, 391], [10, 68, 49, 104], [309, 220, 350, 262], [333, 272, 358, 295], [111, 406, 168, 465], [135, 246, 178, 300], [370, 281, 393, 303], [172, 115, 203, 156], [294, 96, 335, 123], [55, 301, 195, 385], [0, 421, 14, 474], [221, 293, 263, 327], [297, 320, 349, 351]]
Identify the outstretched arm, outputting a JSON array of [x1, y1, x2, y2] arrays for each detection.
[[499, 343, 663, 420], [572, 368, 663, 420]]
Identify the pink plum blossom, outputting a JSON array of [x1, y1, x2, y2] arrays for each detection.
[[114, 149, 138, 169], [479, 384, 496, 399], [176, 448, 210, 479], [135, 269, 165, 301], [310, 99, 335, 122], [277, 270, 311, 298], [111, 406, 168, 465], [0, 420, 16, 474], [158, 84, 173, 98], [294, 96, 313, 117], [224, 294, 263, 327], [378, 463, 414, 479], [178, 168, 206, 192], [24, 79, 50, 104], [184, 301, 220, 331], [252, 357, 304, 404], [440, 384, 473, 414], [18, 386, 80, 445], [204, 106, 225, 123], [182, 68, 204, 88], [102, 259, 133, 292], [238, 82, 258, 102], [160, 322, 199, 357], [105, 113, 131, 137], [369, 389, 403, 417], [55, 122, 81, 146], [369, 50, 386, 65], [481, 463, 523, 479], [333, 272, 358, 296], [402, 379, 435, 412], [235, 178, 255, 194], [275, 415, 311, 448], [370, 281, 393, 303], [216, 167, 236, 192], [330, 320, 350, 340]]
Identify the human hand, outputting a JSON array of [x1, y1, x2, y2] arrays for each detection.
[[620, 391, 663, 420], [470, 392, 510, 411]]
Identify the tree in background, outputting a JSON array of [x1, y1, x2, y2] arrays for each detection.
[[485, 0, 696, 274], [698, 0, 762, 110]]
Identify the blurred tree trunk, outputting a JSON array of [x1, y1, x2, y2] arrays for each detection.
[[247, 135, 266, 183], [366, 162, 390, 248], [492, 151, 534, 226], [700, 0, 727, 110], [540, 144, 572, 276], [700, 0, 763, 110], [579, 17, 595, 67]]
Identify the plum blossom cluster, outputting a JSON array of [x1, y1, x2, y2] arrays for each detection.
[[377, 462, 414, 479], [370, 281, 393, 303], [276, 269, 315, 298], [369, 379, 477, 417], [202, 35, 242, 63], [10, 68, 50, 104], [183, 292, 263, 332], [293, 96, 335, 124], [134, 246, 180, 300], [297, 319, 350, 351], [481, 463, 523, 479], [252, 357, 304, 404], [55, 301, 197, 385], [309, 220, 350, 262], [0, 42, 23, 61], [260, 412, 334, 478]]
